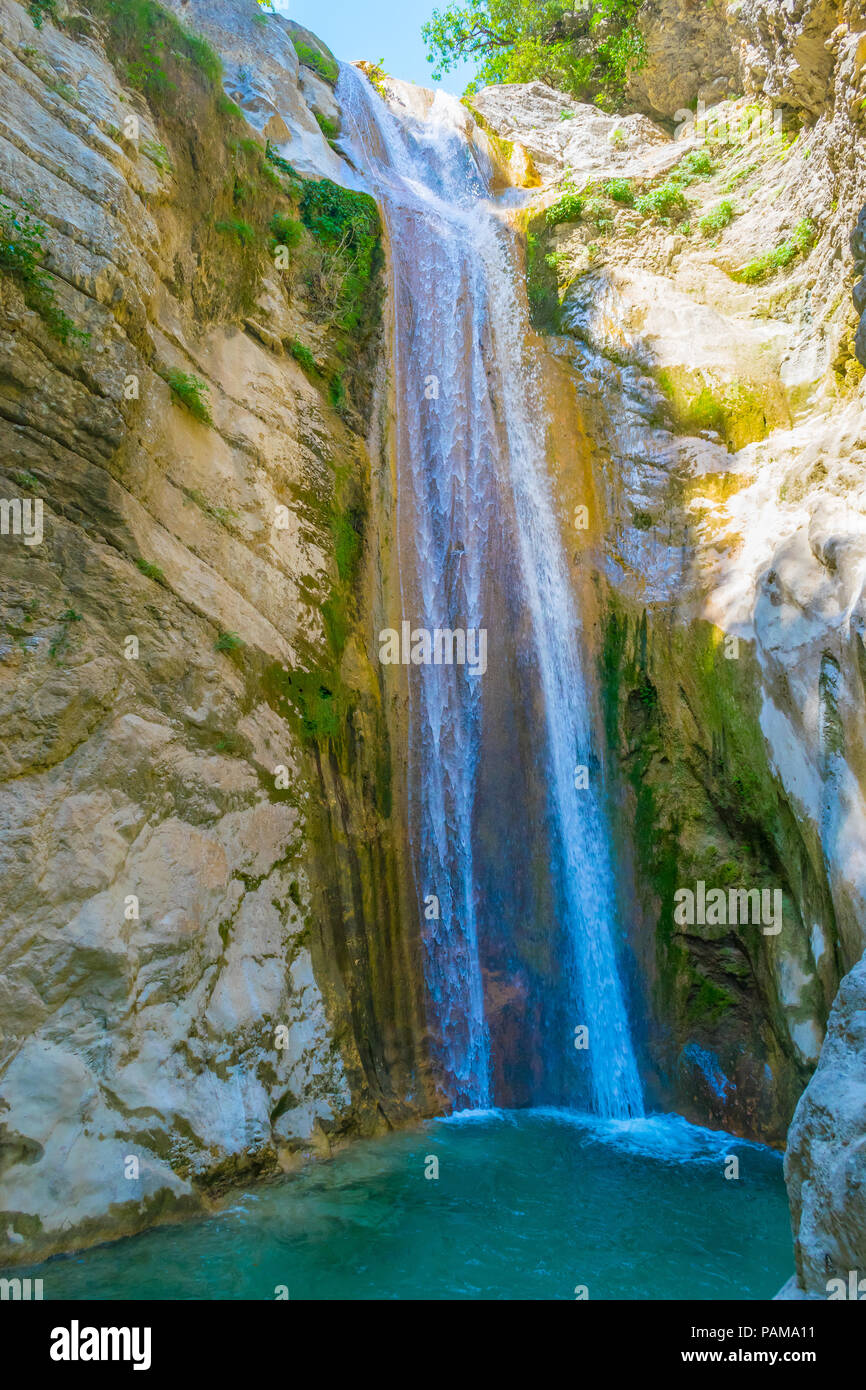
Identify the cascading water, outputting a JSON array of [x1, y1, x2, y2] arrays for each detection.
[[339, 66, 643, 1119]]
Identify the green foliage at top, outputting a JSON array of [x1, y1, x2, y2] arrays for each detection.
[[82, 0, 222, 104], [299, 177, 383, 333], [422, 0, 647, 108], [358, 59, 389, 98], [736, 218, 815, 283], [0, 197, 88, 343], [291, 38, 339, 85]]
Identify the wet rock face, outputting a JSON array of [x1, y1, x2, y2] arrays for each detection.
[[0, 0, 429, 1266]]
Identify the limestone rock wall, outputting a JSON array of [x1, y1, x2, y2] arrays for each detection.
[[0, 0, 429, 1266]]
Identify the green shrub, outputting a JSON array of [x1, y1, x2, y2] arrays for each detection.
[[635, 181, 689, 222], [270, 211, 303, 248], [164, 368, 212, 423], [604, 177, 635, 205], [259, 159, 282, 189], [215, 631, 244, 652], [265, 141, 301, 183], [299, 177, 382, 333], [737, 218, 815, 282], [27, 0, 57, 28], [329, 373, 346, 410], [216, 93, 243, 121], [357, 58, 388, 98], [699, 199, 735, 236], [136, 557, 166, 583], [315, 111, 339, 142], [289, 339, 316, 372], [291, 39, 339, 85], [82, 0, 222, 103], [545, 191, 583, 227], [526, 226, 561, 333], [584, 197, 614, 231], [0, 197, 88, 344], [675, 148, 714, 181], [215, 215, 254, 247]]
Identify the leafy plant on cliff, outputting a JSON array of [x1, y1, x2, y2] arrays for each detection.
[[81, 0, 221, 100], [27, 0, 57, 28], [357, 59, 389, 98], [545, 188, 583, 227], [215, 215, 255, 247], [603, 176, 634, 205], [291, 38, 339, 86], [0, 197, 88, 343], [315, 111, 339, 144], [298, 177, 383, 334], [526, 222, 561, 330], [422, 0, 647, 108], [699, 198, 735, 237], [634, 180, 689, 223], [736, 218, 815, 283], [164, 368, 212, 423], [289, 338, 317, 372]]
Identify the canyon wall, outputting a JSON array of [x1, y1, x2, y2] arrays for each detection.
[[472, 0, 866, 1288], [0, 0, 432, 1266]]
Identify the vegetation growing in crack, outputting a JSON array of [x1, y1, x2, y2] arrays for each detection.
[[0, 197, 89, 344], [163, 368, 212, 424], [735, 218, 815, 283], [291, 37, 339, 85]]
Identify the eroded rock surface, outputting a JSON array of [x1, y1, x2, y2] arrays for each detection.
[[0, 0, 429, 1265]]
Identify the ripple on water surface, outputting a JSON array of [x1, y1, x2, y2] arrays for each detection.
[[18, 1110, 792, 1300]]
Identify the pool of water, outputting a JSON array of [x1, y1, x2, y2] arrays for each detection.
[[20, 1109, 793, 1300]]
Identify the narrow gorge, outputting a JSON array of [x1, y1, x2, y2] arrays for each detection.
[[1, 0, 865, 1307]]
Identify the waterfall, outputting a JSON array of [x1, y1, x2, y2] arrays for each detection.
[[339, 66, 644, 1119]]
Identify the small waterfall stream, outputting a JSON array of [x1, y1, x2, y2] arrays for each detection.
[[339, 66, 643, 1119]]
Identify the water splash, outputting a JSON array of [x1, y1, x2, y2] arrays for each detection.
[[339, 67, 643, 1118]]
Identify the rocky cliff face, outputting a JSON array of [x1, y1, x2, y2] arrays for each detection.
[[478, 2, 861, 1150], [473, 0, 866, 1283], [0, 0, 432, 1265]]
